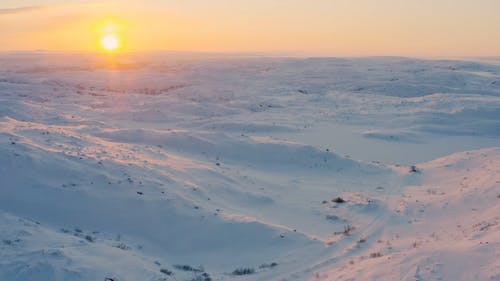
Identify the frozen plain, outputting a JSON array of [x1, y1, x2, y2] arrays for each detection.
[[0, 52, 499, 281]]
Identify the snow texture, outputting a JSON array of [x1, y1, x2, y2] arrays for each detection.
[[0, 52, 499, 281]]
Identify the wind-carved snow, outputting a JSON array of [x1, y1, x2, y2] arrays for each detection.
[[0, 53, 499, 281]]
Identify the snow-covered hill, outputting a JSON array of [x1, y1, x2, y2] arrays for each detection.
[[0, 52, 499, 281]]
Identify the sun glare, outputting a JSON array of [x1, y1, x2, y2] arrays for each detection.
[[101, 34, 120, 51]]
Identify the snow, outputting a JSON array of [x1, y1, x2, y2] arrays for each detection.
[[0, 52, 499, 281]]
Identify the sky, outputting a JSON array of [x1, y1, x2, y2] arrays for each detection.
[[0, 0, 499, 56]]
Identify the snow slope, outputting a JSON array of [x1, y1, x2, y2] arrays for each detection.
[[0, 52, 499, 281]]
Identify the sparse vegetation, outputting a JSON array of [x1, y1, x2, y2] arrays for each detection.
[[159, 268, 172, 275], [173, 264, 203, 272], [60, 228, 70, 233], [335, 224, 355, 235], [410, 165, 419, 173], [84, 235, 95, 242], [259, 262, 278, 269], [113, 243, 131, 250], [198, 272, 212, 281], [369, 252, 382, 258], [2, 53, 497, 281], [189, 273, 212, 281], [232, 267, 255, 275], [332, 197, 346, 203], [1, 238, 21, 246], [344, 225, 355, 235], [326, 215, 339, 221]]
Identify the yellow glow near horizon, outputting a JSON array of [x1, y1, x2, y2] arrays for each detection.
[[101, 34, 120, 51], [0, 1, 499, 56]]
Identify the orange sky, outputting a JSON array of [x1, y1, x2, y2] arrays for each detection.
[[0, 0, 499, 56]]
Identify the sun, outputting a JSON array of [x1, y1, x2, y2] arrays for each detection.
[[101, 34, 120, 51]]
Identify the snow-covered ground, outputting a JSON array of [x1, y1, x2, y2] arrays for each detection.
[[0, 52, 499, 281]]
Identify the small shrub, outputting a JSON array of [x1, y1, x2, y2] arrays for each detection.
[[369, 252, 382, 258], [159, 268, 172, 275], [113, 243, 130, 250], [343, 225, 355, 235], [332, 197, 346, 203], [2, 239, 21, 245], [232, 267, 255, 275], [259, 262, 278, 269], [199, 272, 212, 281], [84, 235, 95, 243], [335, 224, 355, 236], [173, 264, 203, 272], [326, 215, 339, 221]]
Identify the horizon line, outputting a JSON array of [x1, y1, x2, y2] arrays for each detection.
[[1, 50, 499, 61]]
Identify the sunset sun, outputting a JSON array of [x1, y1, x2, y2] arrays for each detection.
[[101, 34, 120, 51]]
